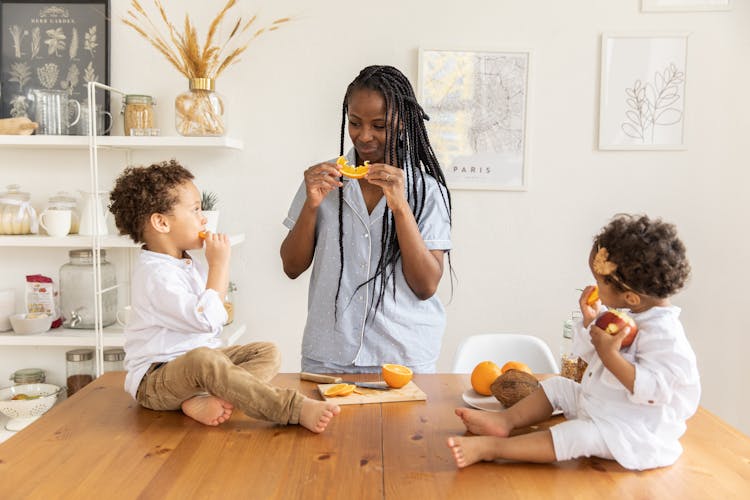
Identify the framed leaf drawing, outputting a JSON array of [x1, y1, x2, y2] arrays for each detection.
[[0, 0, 110, 125], [598, 33, 689, 151], [418, 48, 531, 191], [641, 0, 731, 12]]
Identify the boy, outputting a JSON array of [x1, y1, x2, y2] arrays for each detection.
[[109, 160, 339, 432]]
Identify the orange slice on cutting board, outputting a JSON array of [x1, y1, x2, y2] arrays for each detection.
[[323, 383, 355, 397], [337, 156, 370, 179]]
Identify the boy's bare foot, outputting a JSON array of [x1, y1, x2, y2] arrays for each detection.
[[455, 407, 512, 437], [299, 398, 341, 433], [447, 435, 500, 468], [181, 395, 234, 426]]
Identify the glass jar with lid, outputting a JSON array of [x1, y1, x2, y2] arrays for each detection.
[[47, 191, 80, 234], [10, 368, 46, 385], [66, 348, 94, 396], [223, 281, 236, 326], [0, 184, 38, 235], [103, 348, 125, 372], [122, 94, 156, 136], [59, 249, 117, 329]]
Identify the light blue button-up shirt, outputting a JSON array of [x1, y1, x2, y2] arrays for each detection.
[[283, 151, 452, 372]]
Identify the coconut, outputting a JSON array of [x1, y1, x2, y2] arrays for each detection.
[[490, 369, 539, 407]]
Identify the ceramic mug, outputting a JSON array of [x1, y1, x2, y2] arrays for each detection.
[[116, 306, 132, 327], [38, 209, 72, 237], [0, 289, 15, 332]]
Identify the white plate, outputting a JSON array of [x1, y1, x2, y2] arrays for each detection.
[[462, 389, 505, 412], [461, 388, 563, 415]]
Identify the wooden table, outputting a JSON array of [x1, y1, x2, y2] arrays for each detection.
[[1, 372, 748, 499]]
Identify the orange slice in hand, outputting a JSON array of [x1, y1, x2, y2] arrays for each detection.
[[323, 383, 355, 397], [382, 364, 413, 388], [586, 286, 599, 305], [198, 231, 207, 240], [337, 156, 370, 179]]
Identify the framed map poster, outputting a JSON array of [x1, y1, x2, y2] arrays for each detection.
[[0, 0, 110, 121], [418, 48, 531, 191]]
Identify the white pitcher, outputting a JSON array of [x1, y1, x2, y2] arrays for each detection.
[[78, 190, 109, 236]]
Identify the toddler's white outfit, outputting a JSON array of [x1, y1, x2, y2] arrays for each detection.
[[541, 306, 700, 470]]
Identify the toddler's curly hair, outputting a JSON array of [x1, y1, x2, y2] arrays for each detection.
[[593, 214, 690, 299], [108, 159, 194, 243]]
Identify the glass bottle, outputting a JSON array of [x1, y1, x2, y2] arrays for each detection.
[[10, 368, 46, 385], [103, 348, 125, 372], [175, 78, 225, 136], [59, 249, 117, 329], [66, 348, 94, 397], [223, 281, 236, 326], [560, 319, 578, 380], [122, 94, 156, 136]]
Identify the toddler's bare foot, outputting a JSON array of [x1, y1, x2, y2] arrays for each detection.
[[299, 398, 341, 433], [447, 435, 501, 468], [181, 395, 234, 426], [455, 407, 512, 437]]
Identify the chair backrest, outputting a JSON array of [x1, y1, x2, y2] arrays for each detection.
[[451, 333, 559, 374]]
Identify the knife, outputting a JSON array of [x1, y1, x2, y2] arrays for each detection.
[[299, 372, 390, 390]]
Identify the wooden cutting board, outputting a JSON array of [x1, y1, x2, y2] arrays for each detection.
[[317, 381, 427, 405]]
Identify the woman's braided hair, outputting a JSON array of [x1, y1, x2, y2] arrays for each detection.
[[335, 65, 452, 318]]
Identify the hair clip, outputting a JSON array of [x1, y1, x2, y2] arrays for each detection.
[[593, 247, 618, 276]]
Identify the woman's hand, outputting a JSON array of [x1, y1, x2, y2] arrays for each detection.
[[304, 161, 342, 208], [579, 285, 599, 327], [365, 163, 407, 213]]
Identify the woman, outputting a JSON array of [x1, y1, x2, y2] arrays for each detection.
[[281, 65, 452, 373]]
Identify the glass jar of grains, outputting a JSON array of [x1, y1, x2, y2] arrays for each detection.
[[66, 348, 94, 397], [122, 94, 155, 136]]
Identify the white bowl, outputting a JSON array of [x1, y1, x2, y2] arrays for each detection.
[[9, 313, 53, 335], [0, 383, 62, 431]]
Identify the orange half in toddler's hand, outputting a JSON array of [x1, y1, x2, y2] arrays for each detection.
[[198, 231, 207, 240], [337, 156, 370, 179], [586, 286, 599, 306]]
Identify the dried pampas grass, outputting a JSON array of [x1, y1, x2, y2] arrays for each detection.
[[123, 0, 291, 80]]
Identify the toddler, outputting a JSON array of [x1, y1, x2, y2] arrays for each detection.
[[109, 160, 339, 432], [448, 214, 699, 470]]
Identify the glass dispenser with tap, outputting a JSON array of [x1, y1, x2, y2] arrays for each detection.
[[59, 249, 117, 328]]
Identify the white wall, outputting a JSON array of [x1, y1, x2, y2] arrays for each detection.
[[2, 0, 748, 435]]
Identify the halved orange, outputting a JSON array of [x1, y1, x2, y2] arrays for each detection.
[[470, 361, 502, 396], [500, 361, 533, 375], [382, 364, 413, 388], [337, 156, 370, 179], [323, 383, 355, 397]]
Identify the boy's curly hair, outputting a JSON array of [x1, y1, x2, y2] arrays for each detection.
[[593, 214, 690, 299], [108, 160, 194, 243]]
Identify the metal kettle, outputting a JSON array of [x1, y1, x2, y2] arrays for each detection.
[[78, 190, 108, 236]]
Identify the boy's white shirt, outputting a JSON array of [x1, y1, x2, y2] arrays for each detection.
[[123, 249, 227, 399], [571, 305, 701, 470]]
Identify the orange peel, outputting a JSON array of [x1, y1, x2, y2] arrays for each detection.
[[337, 156, 370, 179]]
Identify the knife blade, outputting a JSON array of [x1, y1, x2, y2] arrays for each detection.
[[342, 381, 390, 391]]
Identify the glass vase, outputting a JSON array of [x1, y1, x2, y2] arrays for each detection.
[[175, 78, 225, 136]]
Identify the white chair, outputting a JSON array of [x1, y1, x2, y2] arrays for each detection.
[[451, 333, 559, 374]]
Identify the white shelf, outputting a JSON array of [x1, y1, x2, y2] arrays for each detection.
[[0, 233, 246, 248], [0, 135, 243, 150], [0, 322, 246, 348]]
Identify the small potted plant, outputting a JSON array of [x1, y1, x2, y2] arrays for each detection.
[[201, 190, 219, 233]]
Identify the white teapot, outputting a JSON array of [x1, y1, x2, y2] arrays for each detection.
[[78, 190, 109, 236]]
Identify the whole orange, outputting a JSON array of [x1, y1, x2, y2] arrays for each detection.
[[500, 361, 533, 375], [382, 364, 413, 388], [470, 361, 502, 396]]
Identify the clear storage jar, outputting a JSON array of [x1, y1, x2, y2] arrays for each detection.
[[0, 184, 38, 235], [103, 348, 125, 372], [47, 191, 80, 234], [59, 249, 117, 329], [66, 348, 94, 397], [10, 368, 46, 385], [122, 94, 156, 136]]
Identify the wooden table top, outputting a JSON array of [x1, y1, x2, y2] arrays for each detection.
[[1, 372, 749, 499]]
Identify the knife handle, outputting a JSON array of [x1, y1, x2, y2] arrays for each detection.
[[300, 372, 343, 384]]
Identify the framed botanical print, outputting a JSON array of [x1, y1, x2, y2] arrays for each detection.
[[0, 0, 110, 122]]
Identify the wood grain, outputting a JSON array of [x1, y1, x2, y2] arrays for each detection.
[[0, 372, 748, 499]]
